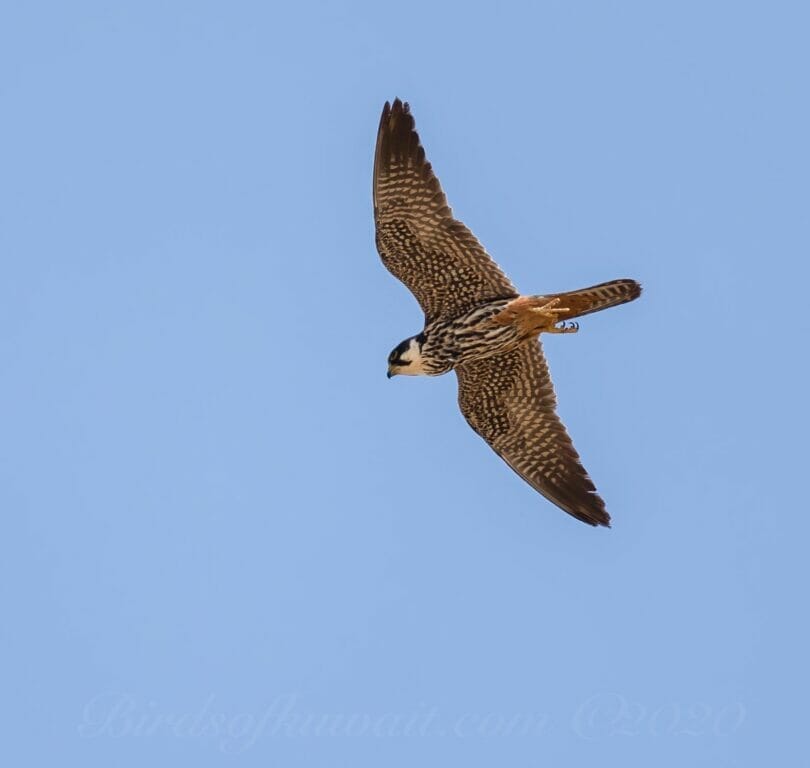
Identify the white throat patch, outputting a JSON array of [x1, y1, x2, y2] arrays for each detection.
[[397, 337, 426, 375]]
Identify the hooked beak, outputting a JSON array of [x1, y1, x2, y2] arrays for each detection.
[[386, 369, 394, 379]]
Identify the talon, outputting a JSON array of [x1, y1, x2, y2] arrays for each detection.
[[549, 319, 579, 334]]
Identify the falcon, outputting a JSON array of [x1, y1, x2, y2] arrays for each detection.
[[374, 99, 641, 526]]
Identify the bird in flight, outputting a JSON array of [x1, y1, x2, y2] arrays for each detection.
[[373, 99, 641, 526]]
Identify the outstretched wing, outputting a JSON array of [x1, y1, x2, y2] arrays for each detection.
[[456, 342, 609, 526], [374, 99, 517, 323]]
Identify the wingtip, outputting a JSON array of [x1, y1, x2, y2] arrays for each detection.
[[558, 488, 611, 527], [379, 98, 412, 133], [546, 494, 611, 527], [581, 505, 611, 528], [386, 97, 411, 120]]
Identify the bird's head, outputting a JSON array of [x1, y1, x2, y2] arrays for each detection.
[[387, 333, 427, 378]]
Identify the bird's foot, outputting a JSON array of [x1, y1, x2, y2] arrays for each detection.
[[490, 296, 578, 334], [528, 298, 573, 332]]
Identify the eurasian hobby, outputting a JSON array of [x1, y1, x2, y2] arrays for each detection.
[[374, 99, 641, 526]]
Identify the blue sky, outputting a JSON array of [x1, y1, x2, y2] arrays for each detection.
[[2, 1, 808, 766]]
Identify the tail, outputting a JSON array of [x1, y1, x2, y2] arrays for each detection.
[[544, 279, 642, 321]]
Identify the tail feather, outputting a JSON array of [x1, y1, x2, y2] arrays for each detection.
[[545, 279, 642, 321]]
